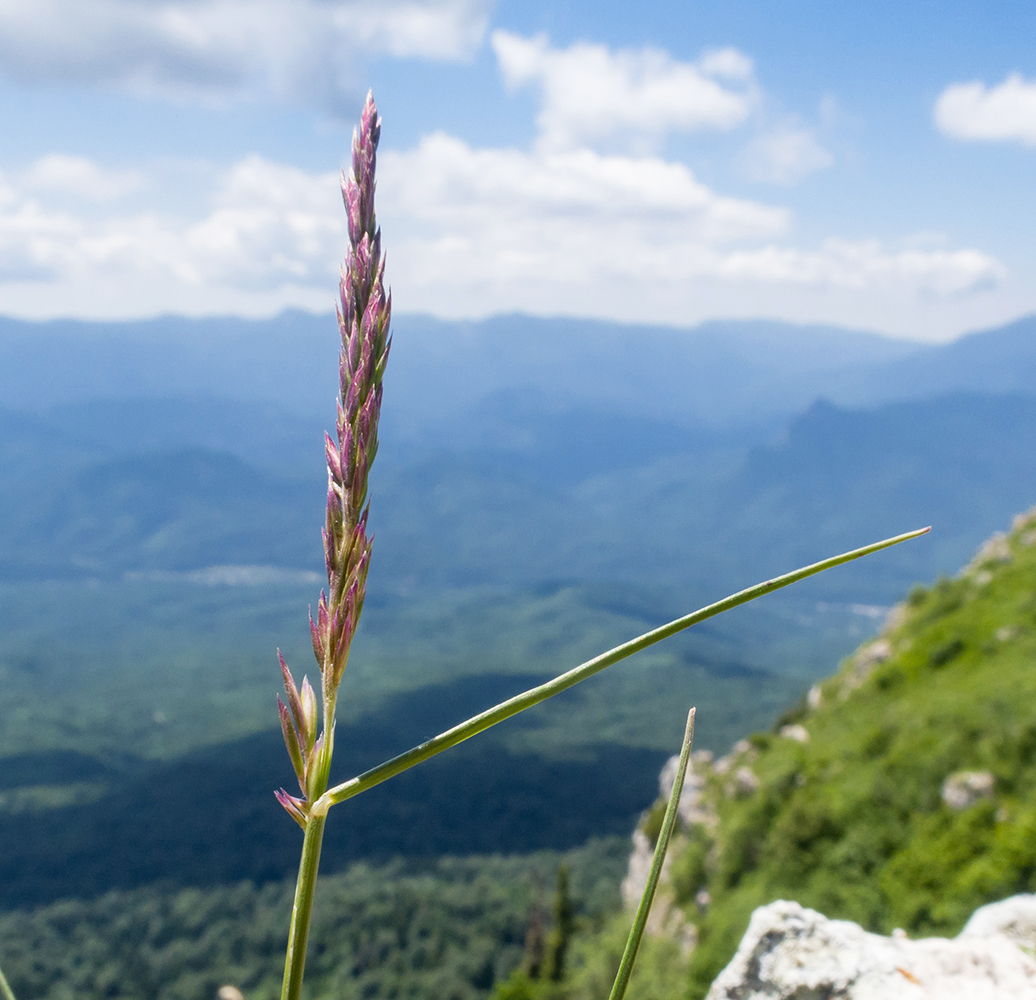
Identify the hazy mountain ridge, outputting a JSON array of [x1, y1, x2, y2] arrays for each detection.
[[2, 310, 1033, 593], [831, 312, 1036, 407], [2, 309, 1031, 592], [3, 308, 1033, 428], [0, 312, 340, 418], [0, 442, 322, 579], [2, 387, 1033, 607]]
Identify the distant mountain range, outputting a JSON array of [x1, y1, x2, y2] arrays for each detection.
[[1, 310, 1035, 603], [2, 309, 1035, 424]]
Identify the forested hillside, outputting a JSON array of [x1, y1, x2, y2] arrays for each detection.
[[622, 506, 1036, 997], [0, 840, 629, 1000]]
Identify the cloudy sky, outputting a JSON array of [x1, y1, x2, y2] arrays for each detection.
[[1, 0, 1035, 340]]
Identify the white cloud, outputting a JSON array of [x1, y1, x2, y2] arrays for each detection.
[[0, 24, 1014, 340], [491, 31, 753, 151], [381, 132, 787, 242], [935, 73, 1036, 146], [180, 156, 345, 287], [21, 155, 147, 201], [714, 240, 1004, 296], [0, 141, 1007, 334], [739, 124, 832, 184], [0, 0, 491, 106], [375, 136, 1003, 318], [0, 155, 346, 312], [697, 48, 754, 81]]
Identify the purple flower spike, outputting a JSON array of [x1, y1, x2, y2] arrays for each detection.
[[275, 91, 391, 823], [317, 89, 390, 687]]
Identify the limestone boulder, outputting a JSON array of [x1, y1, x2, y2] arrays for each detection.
[[706, 895, 1036, 999]]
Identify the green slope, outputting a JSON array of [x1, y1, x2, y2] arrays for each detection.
[[622, 505, 1036, 997]]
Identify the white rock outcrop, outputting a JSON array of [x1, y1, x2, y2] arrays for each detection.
[[779, 724, 810, 743], [619, 828, 697, 952], [706, 896, 1036, 999], [658, 749, 717, 827], [620, 750, 718, 954], [942, 770, 995, 810], [836, 638, 892, 699], [620, 828, 655, 911]]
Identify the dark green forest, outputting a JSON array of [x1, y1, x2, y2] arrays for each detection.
[[0, 841, 629, 1000]]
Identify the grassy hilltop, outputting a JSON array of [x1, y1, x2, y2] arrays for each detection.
[[617, 505, 1036, 997]]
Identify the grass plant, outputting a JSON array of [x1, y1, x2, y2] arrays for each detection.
[[272, 92, 928, 1000], [0, 92, 929, 1000]]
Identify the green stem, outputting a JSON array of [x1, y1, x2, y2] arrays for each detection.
[[280, 811, 327, 1000], [0, 959, 16, 1000], [314, 526, 928, 815], [609, 707, 695, 1000], [282, 685, 339, 1000]]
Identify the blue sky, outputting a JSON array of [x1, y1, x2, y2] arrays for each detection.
[[1, 0, 1035, 341]]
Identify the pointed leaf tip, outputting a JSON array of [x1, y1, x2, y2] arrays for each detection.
[[278, 697, 306, 785], [275, 788, 308, 829], [279, 651, 305, 734], [300, 676, 318, 752]]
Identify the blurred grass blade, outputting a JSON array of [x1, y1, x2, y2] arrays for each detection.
[[317, 526, 929, 813], [609, 706, 695, 1000], [0, 959, 17, 1000]]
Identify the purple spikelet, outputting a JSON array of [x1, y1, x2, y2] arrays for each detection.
[[277, 90, 391, 826], [319, 89, 390, 692]]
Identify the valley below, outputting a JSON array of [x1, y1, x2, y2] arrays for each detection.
[[1, 309, 1035, 999]]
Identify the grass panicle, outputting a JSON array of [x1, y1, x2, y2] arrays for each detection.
[[279, 89, 391, 1000]]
